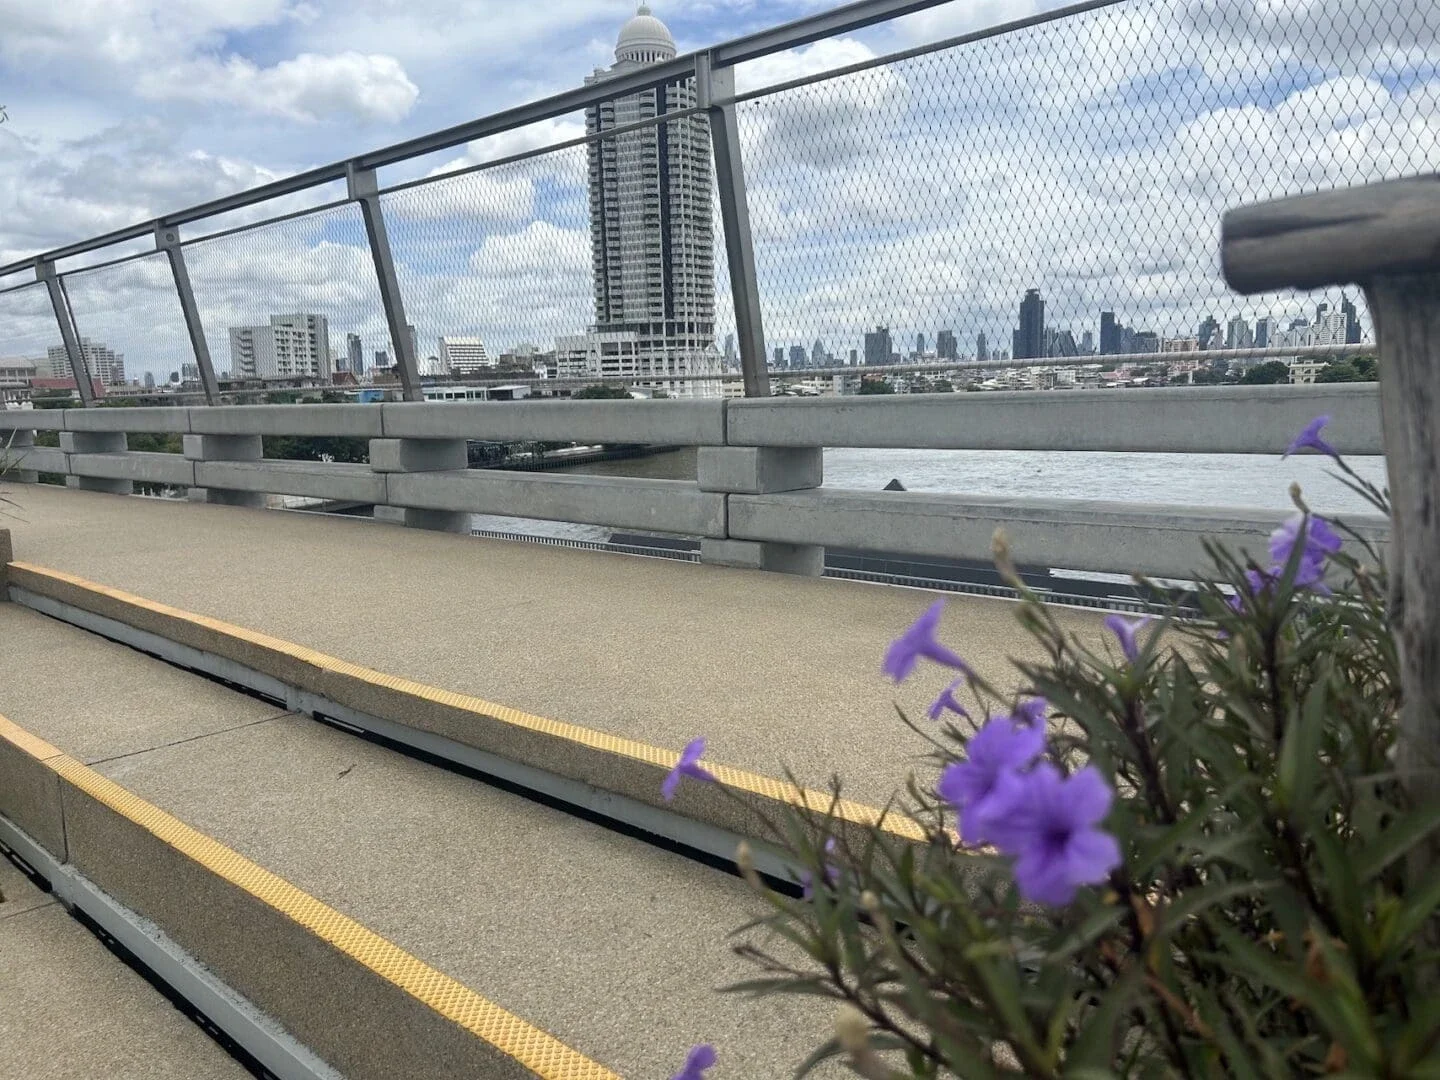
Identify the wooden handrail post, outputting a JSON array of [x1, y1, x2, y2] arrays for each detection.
[[1224, 174, 1440, 802]]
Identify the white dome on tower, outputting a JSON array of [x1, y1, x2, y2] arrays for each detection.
[[616, 4, 676, 63]]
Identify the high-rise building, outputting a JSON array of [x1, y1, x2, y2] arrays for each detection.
[[1198, 315, 1220, 351], [723, 333, 736, 370], [915, 332, 925, 357], [180, 363, 200, 384], [46, 337, 125, 385], [1254, 316, 1274, 349], [1099, 311, 1118, 355], [374, 350, 390, 371], [1341, 295, 1362, 344], [936, 330, 957, 360], [1313, 309, 1349, 346], [585, 5, 719, 397], [976, 332, 988, 363], [1012, 289, 1044, 359], [1225, 316, 1253, 350], [227, 314, 331, 382], [439, 336, 493, 375], [1133, 331, 1160, 353], [773, 346, 784, 368], [811, 339, 827, 367], [788, 345, 806, 370], [1080, 330, 1095, 354], [863, 326, 893, 366], [143, 371, 155, 389], [847, 348, 858, 366], [347, 333, 364, 377]]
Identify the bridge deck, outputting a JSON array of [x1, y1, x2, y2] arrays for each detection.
[[3, 486, 1108, 807], [0, 602, 846, 1077]]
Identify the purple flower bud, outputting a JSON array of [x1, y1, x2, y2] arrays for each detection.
[[662, 737, 716, 802], [671, 1044, 717, 1080], [1283, 415, 1339, 460], [882, 600, 971, 683]]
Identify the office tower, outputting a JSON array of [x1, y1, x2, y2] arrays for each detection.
[[863, 326, 893, 366], [1012, 289, 1044, 359], [1225, 316, 1253, 350], [936, 329, 957, 360], [976, 332, 988, 363], [1099, 311, 1117, 355], [788, 344, 806, 369], [1341, 295, 1361, 344], [1198, 314, 1220, 350], [1254, 316, 1274, 349], [347, 333, 364, 377]]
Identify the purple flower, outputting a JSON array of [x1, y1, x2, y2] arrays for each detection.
[[1283, 414, 1339, 460], [800, 837, 840, 898], [882, 599, 971, 683], [926, 678, 970, 721], [1269, 513, 1342, 590], [992, 764, 1122, 906], [671, 1044, 717, 1080], [1013, 697, 1048, 728], [1103, 614, 1154, 663], [936, 715, 1046, 845], [662, 737, 716, 802]]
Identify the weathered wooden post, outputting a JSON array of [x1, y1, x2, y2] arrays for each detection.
[[1223, 175, 1440, 798]]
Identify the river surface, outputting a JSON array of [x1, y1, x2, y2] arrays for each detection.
[[470, 448, 1388, 541]]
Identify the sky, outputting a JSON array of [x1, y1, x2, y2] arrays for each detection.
[[2, 0, 1438, 380]]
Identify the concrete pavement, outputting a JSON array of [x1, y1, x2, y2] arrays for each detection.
[[3, 485, 1110, 807], [0, 849, 251, 1080], [0, 602, 849, 1078]]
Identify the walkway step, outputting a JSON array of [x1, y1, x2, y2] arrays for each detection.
[[0, 851, 253, 1080], [0, 604, 844, 1079]]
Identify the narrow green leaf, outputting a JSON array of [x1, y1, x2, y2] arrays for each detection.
[[1355, 799, 1440, 882]]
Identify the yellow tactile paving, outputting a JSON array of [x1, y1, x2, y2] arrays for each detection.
[[0, 710, 621, 1080], [7, 560, 929, 842]]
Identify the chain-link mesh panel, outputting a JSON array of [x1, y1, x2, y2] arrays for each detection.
[[738, 0, 1438, 374], [62, 255, 190, 391], [381, 94, 731, 399], [182, 203, 385, 385], [0, 282, 61, 381]]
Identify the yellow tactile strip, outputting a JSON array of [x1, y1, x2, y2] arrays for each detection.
[[0, 711, 621, 1080], [7, 560, 928, 842]]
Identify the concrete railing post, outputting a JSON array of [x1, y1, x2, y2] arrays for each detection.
[[369, 438, 470, 532], [3, 429, 38, 484], [58, 431, 132, 494], [697, 445, 823, 574], [184, 434, 266, 507], [1223, 174, 1440, 801]]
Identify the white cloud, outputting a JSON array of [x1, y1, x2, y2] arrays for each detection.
[[138, 52, 419, 123]]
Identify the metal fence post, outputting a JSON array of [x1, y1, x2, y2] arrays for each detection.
[[697, 53, 770, 399], [35, 260, 95, 407], [348, 165, 422, 402], [155, 225, 220, 404]]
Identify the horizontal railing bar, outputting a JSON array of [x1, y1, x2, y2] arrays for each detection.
[[374, 106, 707, 198], [190, 404, 384, 438], [386, 469, 726, 536], [193, 460, 387, 502], [379, 399, 727, 444], [729, 489, 1391, 580], [68, 451, 195, 485], [0, 0, 968, 276], [55, 247, 163, 279], [727, 0, 1129, 106], [726, 383, 1382, 454], [176, 198, 353, 249]]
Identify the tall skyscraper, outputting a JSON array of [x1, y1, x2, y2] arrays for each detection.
[[915, 332, 925, 356], [788, 345, 806, 369], [936, 330, 957, 360], [773, 346, 784, 368], [976, 332, 988, 363], [1080, 330, 1095, 354], [347, 333, 364, 378], [864, 326, 893, 366], [1225, 316, 1253, 350], [584, 5, 718, 397], [1198, 315, 1220, 351], [1254, 317, 1274, 349], [811, 339, 827, 367], [1012, 289, 1044, 360], [1341, 295, 1361, 344], [1100, 311, 1118, 355]]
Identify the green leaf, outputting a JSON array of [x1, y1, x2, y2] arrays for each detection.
[[792, 1036, 846, 1078], [1064, 965, 1144, 1072], [1380, 861, 1440, 956], [1276, 673, 1329, 812], [1354, 799, 1440, 882]]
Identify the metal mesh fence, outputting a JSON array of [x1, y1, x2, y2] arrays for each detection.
[[0, 282, 60, 379], [737, 0, 1438, 378], [181, 203, 387, 386], [379, 91, 732, 400], [62, 254, 191, 391]]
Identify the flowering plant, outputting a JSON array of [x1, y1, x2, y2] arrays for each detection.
[[703, 419, 1439, 1078]]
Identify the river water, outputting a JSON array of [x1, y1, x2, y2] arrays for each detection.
[[471, 448, 1388, 541]]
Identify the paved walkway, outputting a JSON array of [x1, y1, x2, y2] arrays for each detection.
[[0, 603, 848, 1078], [3, 486, 1108, 807], [0, 834, 250, 1079]]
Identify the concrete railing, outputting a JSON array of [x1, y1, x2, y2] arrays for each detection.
[[0, 384, 1390, 581]]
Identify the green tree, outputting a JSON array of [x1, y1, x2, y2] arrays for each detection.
[[1316, 362, 1362, 383], [1239, 360, 1291, 385], [1189, 366, 1225, 385], [857, 378, 895, 395], [262, 436, 369, 463], [1351, 355, 1378, 380], [571, 384, 632, 400]]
